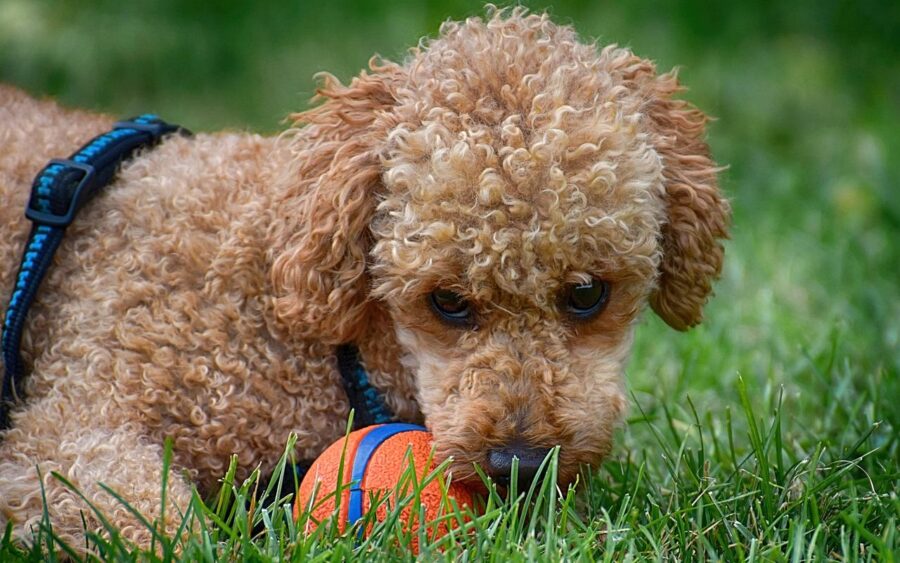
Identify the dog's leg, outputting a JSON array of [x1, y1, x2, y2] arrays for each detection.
[[0, 396, 194, 553]]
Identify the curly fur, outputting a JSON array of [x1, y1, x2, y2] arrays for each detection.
[[0, 7, 728, 551]]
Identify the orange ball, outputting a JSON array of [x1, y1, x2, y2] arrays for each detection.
[[294, 424, 474, 551]]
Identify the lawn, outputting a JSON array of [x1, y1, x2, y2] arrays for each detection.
[[1, 0, 897, 560]]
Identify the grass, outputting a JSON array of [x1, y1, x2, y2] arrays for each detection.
[[1, 375, 894, 560], [1, 0, 897, 560]]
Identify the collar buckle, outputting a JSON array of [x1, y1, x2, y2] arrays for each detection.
[[25, 159, 96, 228]]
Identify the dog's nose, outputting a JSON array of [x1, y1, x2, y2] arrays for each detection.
[[485, 441, 551, 488]]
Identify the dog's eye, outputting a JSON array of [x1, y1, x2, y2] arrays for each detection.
[[564, 278, 610, 319], [429, 289, 471, 325]]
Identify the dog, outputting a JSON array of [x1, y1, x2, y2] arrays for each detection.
[[0, 7, 728, 549]]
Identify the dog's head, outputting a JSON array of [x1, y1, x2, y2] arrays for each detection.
[[268, 9, 728, 485]]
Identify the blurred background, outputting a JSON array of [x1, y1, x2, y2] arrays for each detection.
[[1, 0, 897, 457]]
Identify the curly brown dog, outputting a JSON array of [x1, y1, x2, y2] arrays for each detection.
[[0, 8, 728, 549]]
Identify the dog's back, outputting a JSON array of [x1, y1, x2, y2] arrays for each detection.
[[0, 84, 343, 479]]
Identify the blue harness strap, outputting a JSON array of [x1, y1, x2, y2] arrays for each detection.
[[0, 115, 189, 429], [0, 114, 401, 452]]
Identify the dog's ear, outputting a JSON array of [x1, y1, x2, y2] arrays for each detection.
[[636, 66, 730, 330], [268, 59, 404, 344]]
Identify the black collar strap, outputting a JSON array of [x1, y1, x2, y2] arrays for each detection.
[[1, 115, 189, 429], [336, 344, 399, 428], [283, 344, 398, 487]]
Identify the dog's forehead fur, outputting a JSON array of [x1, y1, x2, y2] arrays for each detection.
[[371, 13, 666, 307]]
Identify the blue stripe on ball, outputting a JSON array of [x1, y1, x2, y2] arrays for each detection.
[[346, 423, 427, 529]]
